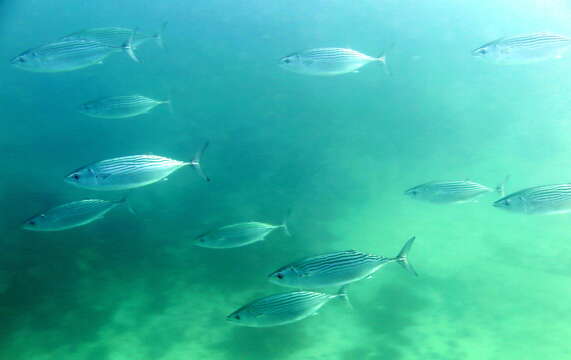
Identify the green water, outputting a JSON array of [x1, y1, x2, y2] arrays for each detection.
[[1, 0, 571, 359]]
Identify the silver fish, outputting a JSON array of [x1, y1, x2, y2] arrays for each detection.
[[405, 180, 504, 204], [10, 37, 138, 73], [60, 22, 167, 49], [279, 47, 387, 76], [194, 215, 290, 249], [79, 95, 169, 119], [22, 197, 130, 231], [65, 142, 209, 191], [472, 32, 571, 64], [227, 288, 347, 327], [269, 236, 416, 289], [494, 183, 571, 215]]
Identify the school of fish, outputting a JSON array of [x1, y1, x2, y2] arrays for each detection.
[[12, 25, 571, 327]]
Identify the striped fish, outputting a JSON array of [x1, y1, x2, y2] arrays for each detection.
[[64, 142, 209, 191], [405, 179, 504, 204], [22, 197, 131, 231], [269, 236, 416, 289], [195, 212, 290, 249], [494, 183, 571, 215], [79, 95, 169, 119], [472, 32, 571, 64], [279, 47, 387, 76], [10, 37, 138, 73], [60, 22, 167, 49], [226, 289, 347, 327]]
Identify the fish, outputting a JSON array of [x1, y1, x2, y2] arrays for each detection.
[[65, 142, 209, 191], [493, 183, 571, 215], [279, 47, 387, 76], [268, 236, 416, 289], [226, 288, 348, 327], [10, 36, 139, 73], [22, 197, 132, 231], [78, 95, 170, 119], [60, 22, 167, 49], [194, 212, 290, 249], [472, 32, 571, 64], [405, 179, 506, 204]]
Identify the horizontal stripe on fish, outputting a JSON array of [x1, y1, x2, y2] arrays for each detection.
[[280, 47, 387, 76], [473, 32, 571, 64], [296, 250, 387, 274], [269, 237, 417, 289], [494, 183, 571, 214], [405, 180, 498, 204], [22, 198, 129, 231], [65, 143, 209, 191], [79, 96, 168, 119], [227, 289, 346, 327]]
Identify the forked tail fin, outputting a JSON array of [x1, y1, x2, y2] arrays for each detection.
[[117, 195, 136, 215], [154, 21, 168, 49], [336, 285, 353, 310], [376, 43, 394, 76], [395, 236, 417, 276], [191, 141, 210, 182], [122, 28, 140, 63], [496, 175, 510, 197], [281, 209, 292, 236]]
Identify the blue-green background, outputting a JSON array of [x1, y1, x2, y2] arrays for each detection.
[[1, 0, 571, 359]]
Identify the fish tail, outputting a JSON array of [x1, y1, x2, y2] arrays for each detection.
[[395, 236, 417, 276], [123, 28, 140, 63], [496, 175, 510, 197], [154, 21, 168, 50], [336, 285, 353, 310], [190, 141, 210, 182], [117, 195, 136, 215], [281, 209, 292, 236], [376, 43, 393, 76]]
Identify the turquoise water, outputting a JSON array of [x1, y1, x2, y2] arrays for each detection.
[[2, 0, 571, 359]]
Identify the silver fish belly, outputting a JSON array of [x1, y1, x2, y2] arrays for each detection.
[[79, 95, 168, 119], [494, 184, 571, 214], [65, 142, 209, 191], [226, 291, 339, 327], [269, 236, 417, 288], [22, 199, 124, 231], [472, 32, 571, 64], [11, 40, 118, 73], [194, 222, 284, 248], [280, 48, 385, 76], [405, 180, 494, 204]]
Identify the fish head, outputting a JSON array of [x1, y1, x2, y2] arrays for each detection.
[[64, 167, 98, 188], [268, 265, 300, 287], [471, 41, 500, 61], [193, 232, 214, 247], [21, 213, 47, 231], [10, 50, 42, 70], [404, 185, 423, 199], [77, 102, 97, 116], [493, 195, 521, 212], [279, 53, 303, 70], [226, 307, 258, 327]]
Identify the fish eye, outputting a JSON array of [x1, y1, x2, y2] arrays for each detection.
[[234, 314, 240, 320], [18, 57, 26, 63], [28, 220, 36, 225], [72, 174, 80, 180], [283, 58, 291, 64], [276, 273, 284, 279]]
